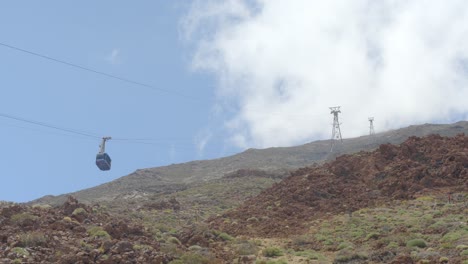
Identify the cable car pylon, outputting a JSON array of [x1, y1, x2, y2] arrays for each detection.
[[96, 136, 112, 171], [329, 106, 343, 152]]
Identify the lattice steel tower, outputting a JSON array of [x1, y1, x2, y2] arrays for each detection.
[[330, 106, 343, 152], [368, 117, 375, 136]]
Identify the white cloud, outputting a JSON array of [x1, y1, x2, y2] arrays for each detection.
[[106, 48, 122, 65], [194, 129, 213, 157], [183, 0, 468, 148]]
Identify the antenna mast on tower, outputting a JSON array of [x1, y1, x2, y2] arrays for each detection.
[[368, 117, 375, 136], [330, 106, 342, 152]]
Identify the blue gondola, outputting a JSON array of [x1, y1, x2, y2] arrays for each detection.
[[96, 153, 111, 171], [96, 136, 112, 171]]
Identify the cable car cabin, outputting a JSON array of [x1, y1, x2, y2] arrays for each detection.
[[96, 153, 111, 171]]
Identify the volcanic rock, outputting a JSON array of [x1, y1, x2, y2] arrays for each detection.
[[209, 134, 468, 237], [0, 196, 170, 263]]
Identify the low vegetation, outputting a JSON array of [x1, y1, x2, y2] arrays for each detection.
[[263, 247, 283, 257]]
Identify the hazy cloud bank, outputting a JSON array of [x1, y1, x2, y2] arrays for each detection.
[[183, 0, 468, 148]]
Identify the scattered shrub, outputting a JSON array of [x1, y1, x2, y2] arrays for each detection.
[[11, 247, 29, 257], [247, 217, 259, 222], [133, 244, 153, 251], [236, 241, 258, 255], [337, 242, 353, 250], [18, 232, 47, 247], [253, 240, 262, 246], [151, 223, 172, 233], [292, 235, 314, 247], [350, 229, 364, 238], [387, 241, 399, 249], [256, 260, 287, 264], [439, 257, 449, 263], [334, 251, 367, 263], [80, 241, 93, 251], [169, 253, 213, 264], [11, 213, 38, 226], [263, 247, 283, 257], [441, 242, 454, 249], [167, 236, 181, 245], [442, 231, 464, 242], [188, 245, 203, 251], [32, 204, 52, 209], [432, 210, 443, 217], [293, 250, 323, 260], [218, 232, 234, 241], [406, 239, 427, 248], [416, 196, 434, 201], [72, 207, 86, 215], [87, 226, 111, 240], [323, 239, 334, 246], [365, 232, 380, 241], [161, 242, 183, 257]]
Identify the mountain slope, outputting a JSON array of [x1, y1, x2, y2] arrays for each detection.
[[33, 121, 468, 205], [208, 134, 468, 237]]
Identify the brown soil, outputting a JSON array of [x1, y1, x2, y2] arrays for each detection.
[[208, 134, 468, 237]]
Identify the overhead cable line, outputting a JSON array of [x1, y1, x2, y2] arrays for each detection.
[[0, 42, 338, 121], [0, 112, 172, 142], [0, 111, 229, 148], [0, 112, 99, 139], [0, 111, 241, 157], [0, 42, 201, 102], [1, 122, 98, 141]]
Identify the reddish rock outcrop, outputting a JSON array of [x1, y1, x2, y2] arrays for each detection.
[[209, 134, 468, 237]]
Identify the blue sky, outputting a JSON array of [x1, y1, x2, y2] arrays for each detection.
[[0, 1, 236, 202], [2, 1, 468, 202]]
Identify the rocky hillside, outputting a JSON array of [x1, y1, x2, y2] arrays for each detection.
[[0, 197, 171, 263], [209, 134, 468, 238], [5, 195, 320, 264], [34, 121, 468, 205]]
